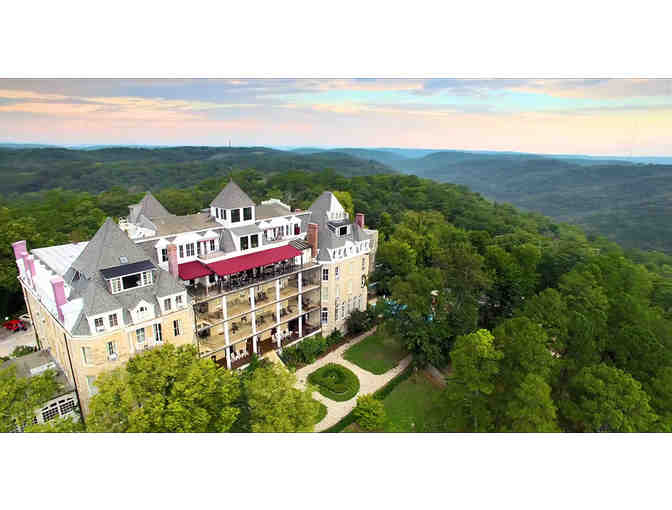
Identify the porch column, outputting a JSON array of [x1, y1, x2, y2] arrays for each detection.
[[225, 343, 231, 370], [250, 287, 257, 335], [224, 320, 230, 345], [299, 314, 303, 338], [276, 279, 281, 324], [276, 330, 282, 349], [253, 335, 258, 354], [298, 271, 302, 293], [222, 295, 228, 320]]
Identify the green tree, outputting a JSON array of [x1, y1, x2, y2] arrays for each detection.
[[24, 415, 85, 433], [504, 373, 560, 432], [87, 344, 240, 432], [559, 364, 657, 432], [0, 365, 61, 432], [353, 393, 386, 431], [333, 190, 355, 220], [244, 364, 318, 432], [445, 329, 503, 432]]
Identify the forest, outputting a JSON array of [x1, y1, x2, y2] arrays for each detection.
[[3, 161, 672, 432]]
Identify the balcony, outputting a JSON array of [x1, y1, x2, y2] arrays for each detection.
[[188, 261, 320, 302]]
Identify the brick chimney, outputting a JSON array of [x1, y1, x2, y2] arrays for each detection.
[[355, 213, 365, 228], [167, 243, 179, 279], [50, 276, 66, 323], [307, 223, 319, 259], [12, 240, 27, 261]]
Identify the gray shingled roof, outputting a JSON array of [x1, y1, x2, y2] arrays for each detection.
[[1, 351, 74, 397], [210, 180, 255, 209], [129, 192, 172, 222], [68, 218, 152, 279], [149, 213, 218, 236], [308, 191, 337, 228], [219, 229, 236, 253], [256, 202, 291, 220], [230, 224, 261, 236]]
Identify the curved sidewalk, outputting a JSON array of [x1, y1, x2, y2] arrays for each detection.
[[294, 328, 412, 432]]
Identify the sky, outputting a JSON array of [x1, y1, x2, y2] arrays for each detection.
[[1, 78, 671, 156]]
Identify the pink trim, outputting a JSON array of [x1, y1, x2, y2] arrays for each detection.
[[50, 276, 66, 323], [12, 240, 27, 261], [355, 213, 365, 228], [167, 243, 179, 279]]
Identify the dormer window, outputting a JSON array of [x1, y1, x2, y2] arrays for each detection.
[[243, 207, 252, 221], [231, 209, 241, 223], [94, 317, 105, 332], [339, 226, 348, 237]]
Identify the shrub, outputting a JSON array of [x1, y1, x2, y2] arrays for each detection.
[[353, 394, 386, 431], [307, 363, 360, 402], [11, 345, 37, 358], [326, 329, 344, 348], [314, 401, 328, 424], [280, 345, 302, 368], [297, 334, 327, 363], [346, 309, 374, 336]]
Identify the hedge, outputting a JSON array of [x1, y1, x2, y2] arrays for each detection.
[[307, 363, 360, 402]]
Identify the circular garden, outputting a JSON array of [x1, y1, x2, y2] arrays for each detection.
[[308, 363, 360, 402]]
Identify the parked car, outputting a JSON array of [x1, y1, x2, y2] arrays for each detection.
[[3, 319, 28, 332]]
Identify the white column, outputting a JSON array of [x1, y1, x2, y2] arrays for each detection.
[[298, 271, 302, 293], [275, 279, 281, 324], [250, 288, 257, 335], [225, 343, 231, 369], [224, 321, 230, 345], [299, 313, 303, 338], [222, 296, 228, 320], [276, 330, 282, 349], [253, 335, 258, 354]]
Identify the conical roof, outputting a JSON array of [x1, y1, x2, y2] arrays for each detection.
[[69, 218, 153, 279], [129, 191, 172, 223], [210, 180, 255, 209]]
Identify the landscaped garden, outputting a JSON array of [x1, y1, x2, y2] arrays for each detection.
[[343, 328, 407, 375], [307, 363, 360, 401], [314, 401, 328, 424]]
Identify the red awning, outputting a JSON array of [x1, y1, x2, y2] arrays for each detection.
[[178, 261, 213, 280], [206, 245, 301, 277]]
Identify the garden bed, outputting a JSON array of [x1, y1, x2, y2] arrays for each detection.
[[307, 363, 360, 402]]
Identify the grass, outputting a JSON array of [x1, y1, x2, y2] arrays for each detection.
[[307, 363, 360, 402], [381, 371, 448, 432], [343, 329, 407, 374]]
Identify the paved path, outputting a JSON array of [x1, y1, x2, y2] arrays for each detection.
[[294, 328, 412, 432], [0, 325, 37, 358]]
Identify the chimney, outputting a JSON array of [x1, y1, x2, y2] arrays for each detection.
[[307, 223, 319, 259], [355, 213, 365, 228], [24, 255, 36, 287], [167, 243, 179, 279], [12, 240, 27, 261], [50, 276, 66, 323]]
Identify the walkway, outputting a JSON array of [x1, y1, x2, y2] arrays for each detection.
[[294, 328, 412, 432]]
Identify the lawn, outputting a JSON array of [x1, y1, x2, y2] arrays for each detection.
[[381, 371, 448, 432], [343, 329, 407, 374]]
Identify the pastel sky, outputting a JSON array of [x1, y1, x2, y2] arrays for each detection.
[[1, 78, 671, 155]]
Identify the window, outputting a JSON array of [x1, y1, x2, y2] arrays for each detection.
[[335, 302, 340, 321], [122, 273, 141, 290], [94, 317, 104, 332], [216, 208, 220, 219], [335, 266, 340, 280], [164, 298, 172, 311], [221, 209, 226, 220], [322, 268, 329, 281], [336, 286, 340, 299], [186, 243, 195, 257], [285, 225, 289, 236], [173, 319, 182, 336], [231, 209, 241, 223], [176, 295, 183, 307], [161, 248, 168, 262], [142, 271, 152, 286], [42, 402, 60, 423], [362, 257, 366, 271], [110, 278, 122, 294], [108, 313, 118, 327], [240, 236, 249, 251], [321, 307, 328, 324], [340, 302, 345, 320], [136, 328, 146, 344], [81, 346, 92, 366], [339, 226, 348, 237], [86, 376, 98, 396], [321, 287, 328, 302], [197, 242, 202, 256], [59, 397, 76, 416], [154, 323, 163, 343], [179, 245, 184, 258], [251, 234, 259, 248], [243, 207, 252, 221], [209, 239, 215, 251], [107, 341, 117, 360]]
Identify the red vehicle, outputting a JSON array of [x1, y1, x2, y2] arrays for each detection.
[[2, 319, 28, 332]]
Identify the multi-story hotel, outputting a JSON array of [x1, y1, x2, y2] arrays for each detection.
[[11, 180, 377, 415]]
